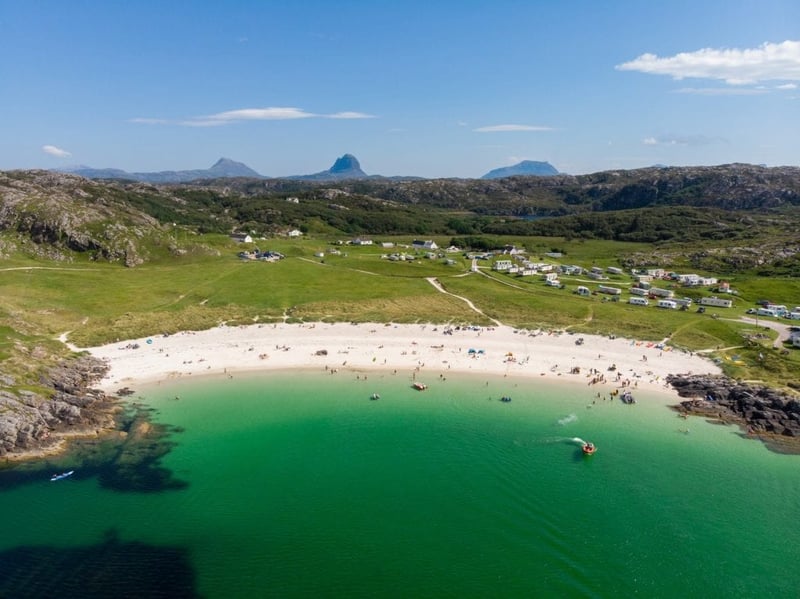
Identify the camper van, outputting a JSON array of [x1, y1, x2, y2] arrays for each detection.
[[756, 308, 777, 317], [657, 299, 678, 309], [574, 286, 590, 297], [629, 297, 649, 306]]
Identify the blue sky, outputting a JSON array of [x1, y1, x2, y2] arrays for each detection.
[[2, 0, 798, 177]]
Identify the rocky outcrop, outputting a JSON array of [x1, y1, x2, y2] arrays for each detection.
[[0, 355, 118, 458], [0, 170, 173, 265], [667, 374, 800, 454]]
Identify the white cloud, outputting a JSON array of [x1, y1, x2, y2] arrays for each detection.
[[194, 107, 317, 124], [616, 40, 800, 85], [42, 144, 71, 158], [473, 124, 553, 132], [641, 134, 724, 147], [135, 106, 375, 127], [326, 111, 375, 119], [776, 83, 798, 90], [673, 87, 768, 96]]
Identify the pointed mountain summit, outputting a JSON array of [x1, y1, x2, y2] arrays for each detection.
[[482, 160, 559, 179], [290, 153, 369, 180], [329, 153, 364, 175], [207, 157, 263, 178]]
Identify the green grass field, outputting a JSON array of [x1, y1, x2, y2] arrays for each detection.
[[2, 234, 798, 391]]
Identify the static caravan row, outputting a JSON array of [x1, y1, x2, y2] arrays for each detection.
[[597, 285, 622, 296], [700, 297, 733, 308]]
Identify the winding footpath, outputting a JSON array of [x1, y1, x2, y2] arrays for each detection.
[[425, 277, 503, 326]]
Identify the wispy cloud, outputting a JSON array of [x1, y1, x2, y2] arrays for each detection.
[[326, 111, 375, 119], [616, 40, 800, 85], [776, 83, 798, 90], [474, 124, 553, 132], [642, 134, 725, 147], [673, 87, 768, 96], [42, 144, 71, 158], [133, 106, 376, 127]]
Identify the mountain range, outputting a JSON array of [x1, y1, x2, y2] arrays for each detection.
[[64, 158, 262, 183], [61, 155, 558, 183], [481, 160, 559, 179]]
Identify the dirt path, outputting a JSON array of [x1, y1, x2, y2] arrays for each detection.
[[426, 277, 503, 326]]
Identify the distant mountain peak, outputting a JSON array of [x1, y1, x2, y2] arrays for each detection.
[[482, 160, 559, 179], [330, 153, 362, 174], [207, 157, 261, 177], [211, 157, 239, 168], [288, 153, 368, 181]]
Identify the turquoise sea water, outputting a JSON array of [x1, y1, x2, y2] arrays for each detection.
[[2, 370, 800, 598]]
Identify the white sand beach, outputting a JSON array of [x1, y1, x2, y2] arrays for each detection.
[[83, 322, 721, 400]]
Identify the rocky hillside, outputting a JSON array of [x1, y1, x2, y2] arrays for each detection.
[[0, 170, 182, 266], [205, 163, 800, 217]]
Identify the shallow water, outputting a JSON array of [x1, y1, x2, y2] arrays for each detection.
[[1, 370, 799, 597]]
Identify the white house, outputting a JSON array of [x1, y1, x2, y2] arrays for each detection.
[[412, 240, 438, 250], [351, 237, 373, 246], [230, 233, 253, 243], [287, 229, 303, 237]]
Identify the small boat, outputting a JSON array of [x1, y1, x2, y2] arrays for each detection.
[[621, 390, 636, 404], [370, 393, 380, 400], [50, 470, 74, 482], [582, 442, 596, 456], [500, 396, 512, 403], [412, 382, 428, 391]]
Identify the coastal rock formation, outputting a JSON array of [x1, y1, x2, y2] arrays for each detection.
[[667, 374, 800, 454], [0, 355, 117, 458]]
